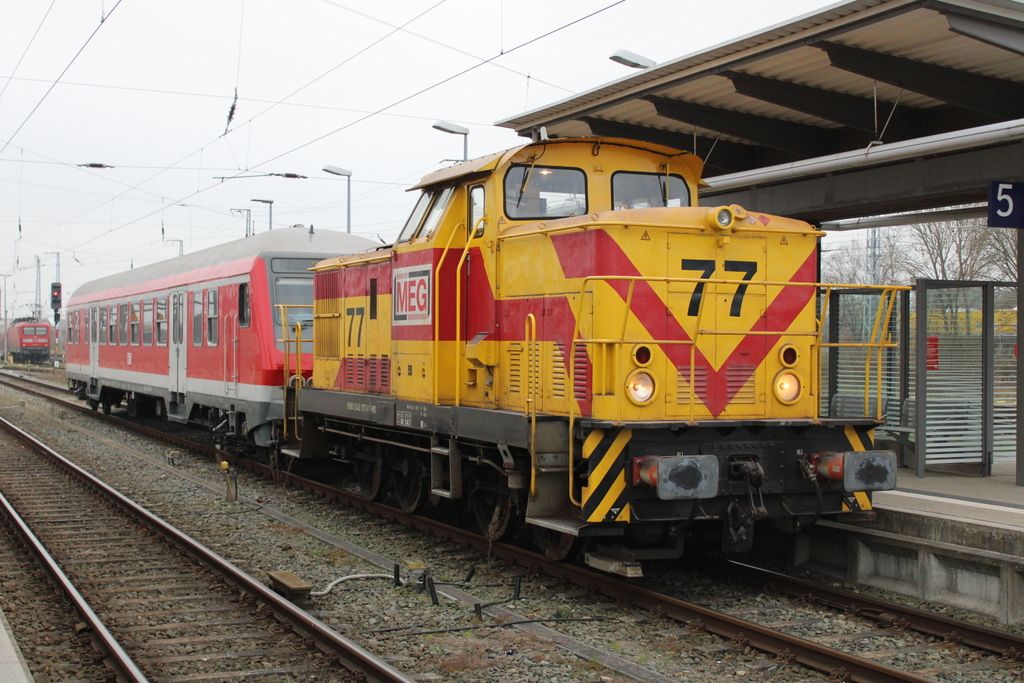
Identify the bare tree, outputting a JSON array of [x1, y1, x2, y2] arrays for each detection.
[[985, 226, 1018, 283]]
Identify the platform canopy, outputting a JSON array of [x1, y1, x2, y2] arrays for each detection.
[[496, 0, 1024, 222]]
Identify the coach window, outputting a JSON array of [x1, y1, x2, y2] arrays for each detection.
[[274, 277, 313, 326], [207, 290, 218, 346], [108, 306, 117, 345], [118, 304, 128, 345], [504, 165, 587, 220], [91, 307, 98, 344], [238, 283, 250, 327], [99, 307, 108, 345], [130, 302, 140, 345], [192, 291, 203, 345], [156, 297, 168, 345], [611, 171, 689, 210], [142, 300, 153, 345], [469, 185, 485, 238]]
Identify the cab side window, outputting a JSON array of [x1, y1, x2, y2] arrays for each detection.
[[469, 185, 485, 238]]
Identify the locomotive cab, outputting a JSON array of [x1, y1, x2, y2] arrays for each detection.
[[303, 137, 898, 575]]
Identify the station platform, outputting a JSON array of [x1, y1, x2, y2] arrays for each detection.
[[0, 608, 32, 683], [877, 461, 1024, 532], [798, 460, 1024, 624]]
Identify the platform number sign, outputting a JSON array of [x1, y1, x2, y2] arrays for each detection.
[[988, 181, 1024, 228]]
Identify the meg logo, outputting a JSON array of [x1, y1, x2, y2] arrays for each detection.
[[393, 265, 431, 326]]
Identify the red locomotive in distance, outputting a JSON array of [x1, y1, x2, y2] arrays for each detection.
[[5, 318, 54, 365], [64, 227, 375, 450]]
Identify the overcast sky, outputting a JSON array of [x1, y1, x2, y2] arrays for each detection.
[[0, 0, 841, 321]]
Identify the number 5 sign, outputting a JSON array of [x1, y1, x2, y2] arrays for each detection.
[[988, 181, 1024, 228]]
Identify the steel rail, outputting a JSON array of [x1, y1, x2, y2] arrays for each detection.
[[721, 560, 1024, 662], [0, 409, 416, 683], [0, 372, 952, 681], [0, 427, 149, 682]]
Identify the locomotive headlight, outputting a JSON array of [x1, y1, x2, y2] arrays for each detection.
[[626, 370, 656, 405], [773, 370, 802, 404], [706, 206, 735, 230]]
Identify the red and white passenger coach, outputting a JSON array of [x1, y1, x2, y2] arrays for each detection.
[[65, 227, 376, 450]]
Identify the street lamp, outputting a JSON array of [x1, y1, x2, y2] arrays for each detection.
[[322, 166, 352, 233], [251, 199, 274, 232], [432, 121, 469, 161], [609, 49, 655, 69]]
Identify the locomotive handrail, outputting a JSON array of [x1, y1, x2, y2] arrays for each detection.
[[432, 221, 464, 405], [496, 218, 824, 241], [525, 313, 538, 499], [565, 276, 907, 506], [277, 304, 313, 441]]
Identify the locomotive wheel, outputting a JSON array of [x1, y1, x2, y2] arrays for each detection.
[[353, 452, 384, 501], [533, 526, 584, 562], [390, 459, 427, 514], [469, 469, 519, 541]]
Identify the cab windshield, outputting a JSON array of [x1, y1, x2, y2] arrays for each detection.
[[611, 171, 689, 209], [504, 165, 586, 220]]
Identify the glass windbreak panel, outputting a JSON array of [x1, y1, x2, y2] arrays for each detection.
[[395, 190, 433, 243], [271, 258, 319, 273], [417, 186, 454, 239], [91, 308, 98, 343], [612, 172, 689, 210], [99, 307, 107, 345], [274, 277, 314, 326], [504, 165, 587, 220]]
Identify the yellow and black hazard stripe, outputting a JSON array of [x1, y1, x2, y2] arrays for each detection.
[[581, 428, 632, 523], [841, 424, 874, 512]]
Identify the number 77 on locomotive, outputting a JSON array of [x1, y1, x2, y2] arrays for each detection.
[[293, 136, 900, 575]]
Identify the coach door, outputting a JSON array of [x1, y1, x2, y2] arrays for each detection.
[[169, 291, 187, 398], [89, 306, 99, 379]]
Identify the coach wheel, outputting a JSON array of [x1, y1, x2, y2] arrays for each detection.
[[533, 526, 584, 562], [101, 397, 112, 415], [87, 399, 99, 412], [353, 450, 385, 501], [390, 458, 426, 514], [469, 469, 518, 541]]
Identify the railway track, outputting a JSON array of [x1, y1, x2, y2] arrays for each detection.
[[0, 412, 415, 683], [2, 370, 1022, 682]]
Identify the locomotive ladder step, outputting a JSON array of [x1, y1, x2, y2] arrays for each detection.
[[430, 436, 462, 500]]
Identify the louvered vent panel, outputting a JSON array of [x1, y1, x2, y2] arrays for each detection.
[[368, 355, 378, 391], [676, 366, 708, 403], [726, 365, 756, 404], [573, 343, 589, 400], [551, 344, 566, 399], [508, 343, 522, 393], [356, 355, 365, 388], [380, 356, 391, 393]]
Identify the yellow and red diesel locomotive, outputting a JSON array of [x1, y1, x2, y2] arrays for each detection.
[[284, 137, 898, 575]]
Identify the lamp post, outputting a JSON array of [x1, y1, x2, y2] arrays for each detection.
[[322, 166, 352, 233], [251, 199, 274, 232], [609, 49, 655, 69], [432, 121, 469, 161]]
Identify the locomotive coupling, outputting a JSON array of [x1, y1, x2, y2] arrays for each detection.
[[631, 455, 720, 500], [806, 450, 897, 492]]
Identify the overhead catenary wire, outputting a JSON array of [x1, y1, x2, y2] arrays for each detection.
[[48, 1, 628, 259], [0, 0, 125, 158], [0, 0, 59, 107]]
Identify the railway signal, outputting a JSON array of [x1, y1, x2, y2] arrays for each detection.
[[50, 282, 62, 324]]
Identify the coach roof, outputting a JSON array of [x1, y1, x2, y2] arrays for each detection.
[[68, 227, 376, 302]]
